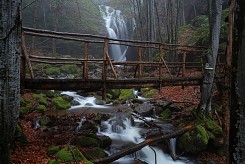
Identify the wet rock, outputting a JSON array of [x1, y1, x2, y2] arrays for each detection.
[[79, 120, 98, 132], [96, 134, 112, 148], [134, 103, 154, 117], [72, 136, 100, 148], [95, 99, 106, 105], [81, 147, 108, 160], [70, 100, 80, 106]]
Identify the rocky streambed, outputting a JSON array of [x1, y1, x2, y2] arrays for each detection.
[[13, 88, 225, 164]]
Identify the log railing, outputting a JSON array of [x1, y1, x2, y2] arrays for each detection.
[[21, 27, 223, 99]]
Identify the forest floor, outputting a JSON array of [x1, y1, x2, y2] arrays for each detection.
[[11, 86, 226, 164]]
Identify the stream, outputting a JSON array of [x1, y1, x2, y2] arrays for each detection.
[[61, 91, 193, 164]]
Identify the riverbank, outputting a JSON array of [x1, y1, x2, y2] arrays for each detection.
[[11, 86, 225, 164]]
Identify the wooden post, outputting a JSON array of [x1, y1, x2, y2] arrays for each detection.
[[21, 32, 34, 79], [159, 45, 164, 93], [102, 39, 109, 100], [182, 52, 186, 77], [83, 42, 89, 80], [137, 47, 142, 78]]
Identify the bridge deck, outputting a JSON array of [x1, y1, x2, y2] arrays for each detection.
[[22, 76, 203, 91]]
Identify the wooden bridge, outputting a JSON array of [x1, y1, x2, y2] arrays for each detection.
[[21, 27, 224, 99]]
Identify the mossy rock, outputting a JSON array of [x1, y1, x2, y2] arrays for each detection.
[[52, 97, 71, 110], [44, 67, 60, 76], [141, 88, 159, 98], [178, 125, 209, 154], [204, 117, 223, 137], [73, 136, 100, 148], [20, 106, 30, 117], [160, 108, 171, 119], [37, 105, 47, 112], [60, 64, 78, 74], [47, 146, 61, 155], [119, 89, 135, 101], [33, 94, 48, 106], [48, 160, 61, 164], [20, 101, 34, 117], [107, 89, 120, 99], [61, 94, 73, 102], [54, 146, 92, 163], [14, 123, 28, 145], [82, 147, 107, 160], [40, 115, 50, 126], [96, 135, 112, 148], [46, 90, 61, 98]]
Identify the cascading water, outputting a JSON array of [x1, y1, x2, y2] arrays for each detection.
[[98, 115, 190, 164], [100, 5, 129, 62]]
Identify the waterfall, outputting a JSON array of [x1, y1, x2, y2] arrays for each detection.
[[100, 5, 129, 62]]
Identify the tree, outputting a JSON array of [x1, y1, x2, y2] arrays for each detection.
[[230, 0, 245, 163], [0, 0, 21, 163], [198, 0, 223, 115]]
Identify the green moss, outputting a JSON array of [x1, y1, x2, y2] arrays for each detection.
[[73, 136, 100, 148], [20, 107, 30, 116], [160, 108, 171, 119], [37, 105, 47, 112], [204, 117, 223, 137], [178, 125, 209, 154], [119, 89, 135, 100], [40, 115, 50, 126], [44, 67, 60, 76], [15, 123, 28, 145], [61, 64, 78, 74], [61, 94, 73, 102], [48, 160, 61, 164], [54, 146, 92, 163], [47, 146, 61, 155], [141, 88, 159, 98], [107, 89, 120, 99], [33, 94, 48, 106], [52, 97, 71, 110]]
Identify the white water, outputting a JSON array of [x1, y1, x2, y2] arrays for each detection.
[[98, 116, 187, 164], [100, 5, 128, 62], [61, 91, 108, 109]]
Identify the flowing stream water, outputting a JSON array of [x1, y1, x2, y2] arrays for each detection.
[[62, 91, 192, 164]]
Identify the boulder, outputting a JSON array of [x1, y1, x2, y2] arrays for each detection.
[[81, 147, 108, 160], [72, 136, 100, 148], [134, 103, 154, 117], [52, 97, 71, 110], [178, 125, 209, 154], [54, 146, 92, 163]]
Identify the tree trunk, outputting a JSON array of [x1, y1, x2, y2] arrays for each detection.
[[230, 0, 245, 163], [198, 0, 222, 115], [0, 0, 21, 163]]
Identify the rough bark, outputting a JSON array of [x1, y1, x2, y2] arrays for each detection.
[[230, 0, 245, 163], [199, 0, 222, 115], [0, 0, 21, 163]]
